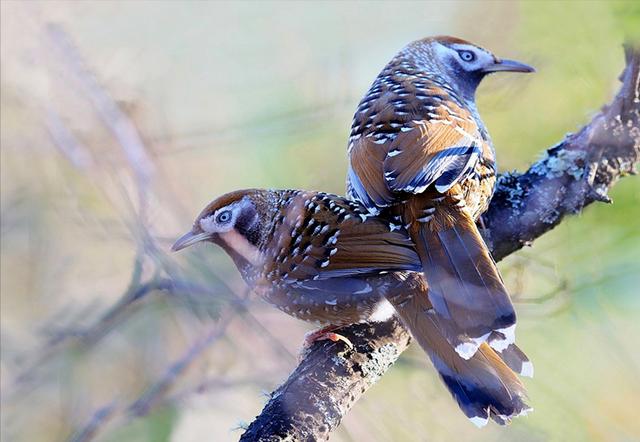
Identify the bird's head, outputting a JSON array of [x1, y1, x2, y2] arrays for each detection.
[[171, 189, 274, 266], [402, 36, 534, 101]]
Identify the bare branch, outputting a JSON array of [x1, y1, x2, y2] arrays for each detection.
[[241, 45, 640, 441]]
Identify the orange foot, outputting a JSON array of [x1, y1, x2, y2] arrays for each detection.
[[302, 325, 354, 354]]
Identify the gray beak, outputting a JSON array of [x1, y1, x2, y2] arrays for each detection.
[[483, 58, 535, 74], [171, 230, 212, 252]]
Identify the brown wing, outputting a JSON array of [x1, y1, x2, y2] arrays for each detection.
[[347, 141, 391, 210], [266, 192, 421, 283], [383, 110, 482, 194], [347, 73, 485, 211]]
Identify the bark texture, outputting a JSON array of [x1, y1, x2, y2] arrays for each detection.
[[240, 46, 640, 442]]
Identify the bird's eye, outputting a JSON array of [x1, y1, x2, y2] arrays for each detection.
[[458, 50, 476, 62], [216, 210, 232, 223]]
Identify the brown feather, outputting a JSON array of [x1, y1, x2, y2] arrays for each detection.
[[383, 116, 481, 193], [497, 343, 534, 378], [404, 203, 517, 356], [349, 137, 394, 207], [429, 35, 475, 46], [266, 192, 421, 282]]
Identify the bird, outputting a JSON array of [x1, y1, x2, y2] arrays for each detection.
[[346, 36, 534, 359], [172, 188, 532, 425]]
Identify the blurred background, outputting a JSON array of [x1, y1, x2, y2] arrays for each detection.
[[1, 1, 639, 441]]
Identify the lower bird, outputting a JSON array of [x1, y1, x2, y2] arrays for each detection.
[[172, 188, 532, 426]]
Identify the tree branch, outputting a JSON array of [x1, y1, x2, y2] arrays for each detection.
[[485, 44, 640, 261], [240, 45, 640, 441]]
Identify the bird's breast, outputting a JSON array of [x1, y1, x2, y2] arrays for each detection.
[[255, 278, 391, 326]]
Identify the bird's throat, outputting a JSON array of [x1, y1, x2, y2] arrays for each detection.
[[219, 230, 263, 268]]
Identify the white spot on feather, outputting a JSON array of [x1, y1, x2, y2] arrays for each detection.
[[469, 414, 489, 428], [490, 324, 516, 352], [455, 332, 491, 360], [368, 299, 395, 321], [495, 407, 533, 423], [520, 361, 534, 378], [387, 149, 402, 157]]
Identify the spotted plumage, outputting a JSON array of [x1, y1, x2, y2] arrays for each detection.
[[347, 36, 534, 362], [173, 186, 532, 426], [174, 189, 421, 325]]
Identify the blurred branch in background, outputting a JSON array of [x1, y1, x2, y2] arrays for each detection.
[[3, 23, 294, 442], [45, 23, 154, 226], [8, 22, 191, 392], [240, 45, 640, 441], [68, 318, 233, 442], [69, 402, 119, 442]]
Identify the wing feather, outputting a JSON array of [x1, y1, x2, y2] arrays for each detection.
[[383, 117, 482, 194], [268, 192, 421, 283], [348, 82, 486, 205]]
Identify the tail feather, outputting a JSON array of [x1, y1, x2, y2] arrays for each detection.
[[497, 343, 534, 378], [412, 209, 516, 358], [388, 284, 530, 426]]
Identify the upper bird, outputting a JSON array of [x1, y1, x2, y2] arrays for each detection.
[[346, 36, 534, 358]]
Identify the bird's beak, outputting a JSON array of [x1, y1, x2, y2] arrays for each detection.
[[483, 58, 535, 74], [171, 230, 212, 252]]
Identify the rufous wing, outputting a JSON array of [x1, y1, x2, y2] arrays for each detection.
[[383, 114, 482, 195], [268, 192, 421, 283], [348, 90, 485, 209]]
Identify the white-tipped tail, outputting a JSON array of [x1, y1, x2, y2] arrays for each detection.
[[455, 332, 491, 360], [520, 360, 534, 378], [469, 413, 490, 428]]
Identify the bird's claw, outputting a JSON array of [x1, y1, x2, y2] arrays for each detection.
[[298, 327, 354, 362]]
